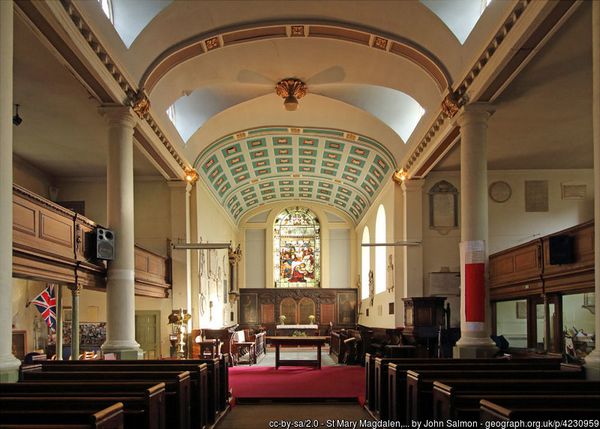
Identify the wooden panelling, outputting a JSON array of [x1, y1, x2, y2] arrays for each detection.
[[133, 246, 171, 298], [260, 303, 275, 323], [12, 185, 171, 298], [239, 288, 357, 335], [320, 303, 335, 325], [13, 201, 36, 236], [490, 221, 594, 301]]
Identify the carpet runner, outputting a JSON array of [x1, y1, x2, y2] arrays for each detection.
[[229, 366, 365, 404]]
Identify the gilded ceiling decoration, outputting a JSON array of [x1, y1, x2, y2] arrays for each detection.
[[194, 127, 397, 223]]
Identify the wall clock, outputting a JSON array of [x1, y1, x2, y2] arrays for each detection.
[[489, 181, 512, 203]]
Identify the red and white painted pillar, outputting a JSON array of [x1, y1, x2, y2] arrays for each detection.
[[454, 104, 497, 357]]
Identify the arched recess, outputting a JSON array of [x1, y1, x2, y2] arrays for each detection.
[[361, 227, 371, 300], [375, 205, 386, 293], [298, 297, 317, 324], [238, 201, 356, 291], [280, 298, 297, 324], [140, 22, 451, 94]]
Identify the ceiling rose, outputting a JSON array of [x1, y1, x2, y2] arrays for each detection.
[[275, 78, 307, 111]]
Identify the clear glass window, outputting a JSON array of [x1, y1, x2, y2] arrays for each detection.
[[375, 205, 386, 293], [563, 292, 595, 359], [98, 0, 113, 23], [361, 227, 370, 300], [495, 299, 528, 348]]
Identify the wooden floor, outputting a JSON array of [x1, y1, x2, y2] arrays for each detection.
[[216, 403, 372, 429]]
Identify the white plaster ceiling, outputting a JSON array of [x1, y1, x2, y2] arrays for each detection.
[[168, 83, 425, 144], [420, 0, 490, 44], [13, 0, 593, 227], [434, 1, 593, 171], [13, 15, 160, 179]]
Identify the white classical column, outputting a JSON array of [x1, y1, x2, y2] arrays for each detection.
[[184, 182, 193, 334], [454, 104, 497, 357], [399, 179, 424, 325], [584, 0, 600, 380], [169, 182, 190, 320], [0, 0, 20, 383], [99, 106, 141, 359], [393, 182, 406, 328]]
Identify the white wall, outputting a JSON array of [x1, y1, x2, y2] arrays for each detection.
[[237, 202, 356, 290], [422, 169, 594, 276], [422, 169, 594, 328], [244, 229, 266, 288], [195, 182, 238, 328], [357, 181, 398, 328]]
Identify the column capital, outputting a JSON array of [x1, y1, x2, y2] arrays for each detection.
[[401, 178, 425, 193], [98, 105, 138, 129], [68, 283, 82, 295], [456, 103, 494, 128]]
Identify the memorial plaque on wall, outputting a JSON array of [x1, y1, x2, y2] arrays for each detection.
[[525, 180, 548, 212], [240, 293, 258, 323]]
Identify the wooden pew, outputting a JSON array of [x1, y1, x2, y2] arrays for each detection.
[[20, 370, 190, 429], [35, 356, 228, 425], [0, 382, 166, 429], [381, 357, 562, 421], [480, 398, 600, 421], [433, 379, 600, 420], [406, 367, 585, 422], [0, 401, 124, 429], [32, 362, 207, 429], [364, 354, 561, 413]]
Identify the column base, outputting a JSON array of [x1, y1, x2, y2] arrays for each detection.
[[453, 341, 498, 358], [101, 340, 143, 360], [583, 349, 600, 380], [0, 354, 21, 383]]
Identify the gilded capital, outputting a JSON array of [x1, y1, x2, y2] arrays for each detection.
[[130, 90, 151, 119], [441, 92, 460, 118]]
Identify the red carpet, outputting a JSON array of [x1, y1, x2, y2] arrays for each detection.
[[229, 366, 365, 404]]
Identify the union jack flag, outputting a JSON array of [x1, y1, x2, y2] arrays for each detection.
[[31, 285, 56, 330]]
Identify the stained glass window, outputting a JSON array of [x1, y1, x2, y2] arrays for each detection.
[[273, 207, 320, 288]]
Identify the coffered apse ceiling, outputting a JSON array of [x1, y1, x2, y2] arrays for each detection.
[[13, 0, 593, 226], [195, 127, 396, 222]]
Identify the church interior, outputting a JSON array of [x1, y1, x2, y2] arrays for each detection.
[[1, 0, 599, 426]]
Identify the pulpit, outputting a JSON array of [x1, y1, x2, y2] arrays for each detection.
[[402, 297, 446, 357]]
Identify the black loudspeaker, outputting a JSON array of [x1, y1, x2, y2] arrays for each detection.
[[549, 235, 574, 265], [94, 227, 115, 260]]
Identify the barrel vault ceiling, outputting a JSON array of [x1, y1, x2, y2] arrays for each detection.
[[195, 127, 396, 223]]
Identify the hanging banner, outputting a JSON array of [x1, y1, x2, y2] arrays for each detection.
[[460, 240, 486, 329]]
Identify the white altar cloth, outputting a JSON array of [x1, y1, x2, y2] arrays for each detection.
[[276, 324, 318, 329]]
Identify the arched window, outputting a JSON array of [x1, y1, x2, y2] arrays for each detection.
[[273, 207, 320, 288], [361, 227, 370, 300], [375, 205, 386, 293]]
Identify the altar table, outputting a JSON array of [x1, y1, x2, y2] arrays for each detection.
[[267, 336, 328, 369]]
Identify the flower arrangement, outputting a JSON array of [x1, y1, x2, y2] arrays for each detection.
[[308, 315, 316, 324], [279, 315, 286, 325], [292, 330, 307, 337]]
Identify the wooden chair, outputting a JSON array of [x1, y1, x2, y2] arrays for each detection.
[[231, 330, 255, 366]]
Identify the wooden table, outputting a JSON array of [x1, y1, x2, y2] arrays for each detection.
[[267, 336, 328, 369]]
